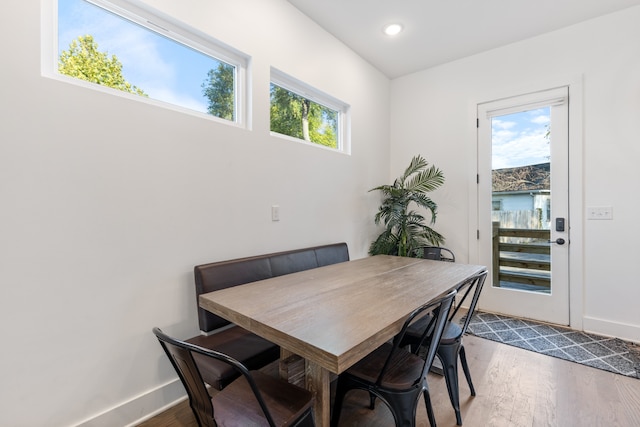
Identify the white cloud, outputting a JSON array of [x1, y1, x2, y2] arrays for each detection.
[[531, 114, 550, 125], [59, 0, 206, 113], [492, 127, 549, 169], [490, 108, 551, 169], [492, 119, 517, 130], [71, 9, 176, 89]]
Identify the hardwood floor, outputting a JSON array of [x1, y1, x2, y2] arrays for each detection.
[[138, 335, 640, 427]]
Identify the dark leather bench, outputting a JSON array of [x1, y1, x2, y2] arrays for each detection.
[[188, 242, 349, 389]]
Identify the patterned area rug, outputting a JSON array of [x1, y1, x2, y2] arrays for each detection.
[[466, 311, 640, 379]]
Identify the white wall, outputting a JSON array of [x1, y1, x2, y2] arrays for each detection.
[[390, 7, 640, 341], [0, 1, 389, 425]]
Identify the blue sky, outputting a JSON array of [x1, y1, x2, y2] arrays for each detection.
[[491, 107, 550, 169], [58, 0, 225, 113]]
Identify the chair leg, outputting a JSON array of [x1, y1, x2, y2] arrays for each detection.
[[459, 345, 475, 396], [438, 344, 463, 425], [382, 388, 420, 427], [292, 409, 315, 427], [369, 391, 377, 409], [422, 389, 437, 427], [331, 379, 347, 427]]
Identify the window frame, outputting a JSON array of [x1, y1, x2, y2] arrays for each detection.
[[270, 67, 351, 154], [42, 0, 251, 128]]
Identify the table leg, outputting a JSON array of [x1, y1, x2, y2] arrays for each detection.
[[278, 348, 305, 387], [306, 360, 330, 427]]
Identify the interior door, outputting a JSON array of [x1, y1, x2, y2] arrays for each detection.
[[476, 87, 569, 325]]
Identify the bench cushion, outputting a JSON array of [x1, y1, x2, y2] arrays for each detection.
[[195, 257, 273, 331], [316, 243, 350, 267], [269, 250, 319, 277], [186, 327, 280, 390]]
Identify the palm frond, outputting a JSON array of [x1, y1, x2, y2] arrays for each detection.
[[405, 165, 444, 193], [408, 194, 438, 223], [401, 155, 428, 183], [369, 154, 446, 257], [369, 229, 400, 256]]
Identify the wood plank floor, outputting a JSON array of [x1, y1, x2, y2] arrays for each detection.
[[138, 335, 640, 427]]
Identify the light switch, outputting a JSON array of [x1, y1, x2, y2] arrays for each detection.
[[271, 205, 280, 221], [587, 206, 613, 220]]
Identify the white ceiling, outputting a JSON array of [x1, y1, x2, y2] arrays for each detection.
[[287, 0, 640, 79]]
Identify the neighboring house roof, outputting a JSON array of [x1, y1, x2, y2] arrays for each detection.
[[492, 162, 550, 192]]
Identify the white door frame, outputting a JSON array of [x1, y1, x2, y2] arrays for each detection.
[[479, 87, 569, 324], [467, 76, 584, 329]]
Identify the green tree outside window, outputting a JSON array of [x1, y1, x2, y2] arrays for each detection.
[[270, 84, 338, 149], [202, 62, 236, 121], [58, 35, 147, 96]]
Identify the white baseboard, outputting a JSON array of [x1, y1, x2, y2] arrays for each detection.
[[582, 315, 640, 344], [73, 379, 186, 427]]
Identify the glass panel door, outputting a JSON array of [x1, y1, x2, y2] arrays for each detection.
[[477, 87, 569, 325]]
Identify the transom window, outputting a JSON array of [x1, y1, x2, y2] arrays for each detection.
[[270, 68, 350, 153], [46, 0, 249, 125]]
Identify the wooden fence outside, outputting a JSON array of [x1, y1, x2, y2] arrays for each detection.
[[492, 221, 551, 290], [491, 210, 549, 239]]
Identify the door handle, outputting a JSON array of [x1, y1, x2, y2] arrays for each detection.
[[548, 238, 566, 245]]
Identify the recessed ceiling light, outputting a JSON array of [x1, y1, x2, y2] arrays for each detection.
[[383, 23, 403, 36]]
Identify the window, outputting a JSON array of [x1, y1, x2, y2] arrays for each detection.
[[45, 0, 249, 125], [270, 68, 350, 153]]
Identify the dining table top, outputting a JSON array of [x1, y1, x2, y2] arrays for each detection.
[[198, 254, 487, 375]]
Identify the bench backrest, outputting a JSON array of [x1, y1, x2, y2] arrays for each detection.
[[194, 243, 350, 332]]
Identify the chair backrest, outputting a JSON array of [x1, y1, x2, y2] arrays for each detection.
[[420, 246, 455, 262], [449, 270, 488, 336], [152, 327, 277, 427], [376, 289, 457, 387]]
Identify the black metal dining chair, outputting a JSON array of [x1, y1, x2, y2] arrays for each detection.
[[401, 270, 488, 425], [152, 327, 315, 427], [330, 289, 457, 427], [417, 245, 456, 262]]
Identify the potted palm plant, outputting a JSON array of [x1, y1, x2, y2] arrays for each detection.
[[369, 155, 445, 257]]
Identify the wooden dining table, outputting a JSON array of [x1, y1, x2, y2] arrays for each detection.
[[199, 254, 486, 427]]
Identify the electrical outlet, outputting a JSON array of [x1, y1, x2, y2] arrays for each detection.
[[271, 205, 280, 221], [587, 206, 613, 220]]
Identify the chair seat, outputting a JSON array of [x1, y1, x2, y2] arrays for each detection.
[[346, 343, 425, 389], [187, 326, 279, 390], [406, 315, 463, 344], [213, 370, 314, 426]]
